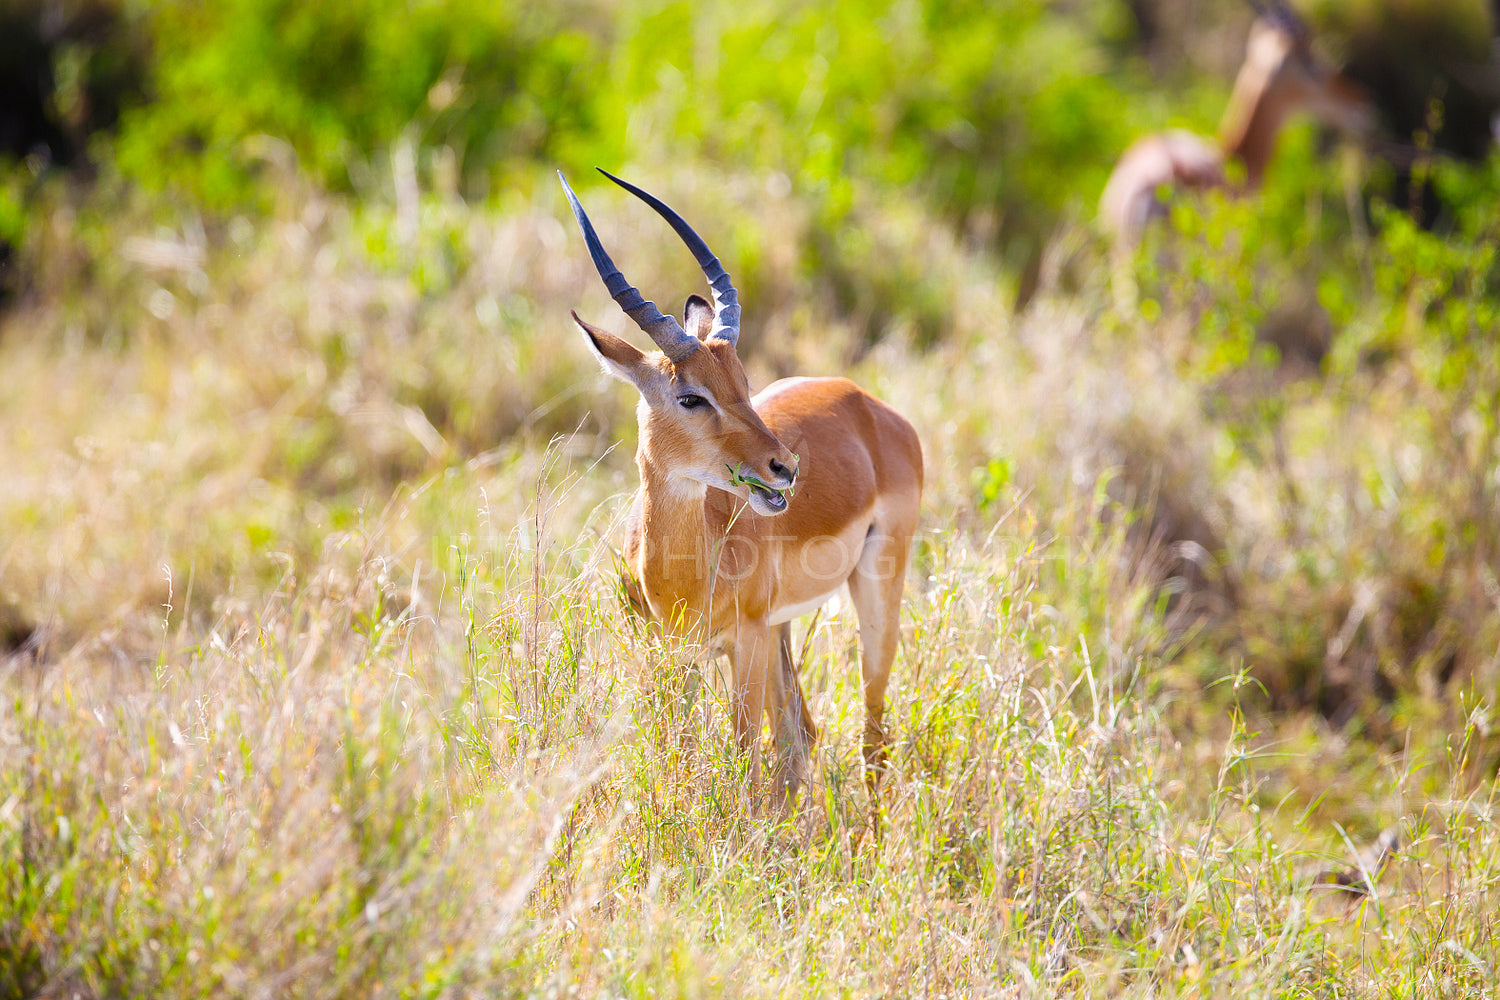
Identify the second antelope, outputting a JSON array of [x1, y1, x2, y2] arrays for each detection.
[[560, 168, 923, 800], [1100, 3, 1373, 248]]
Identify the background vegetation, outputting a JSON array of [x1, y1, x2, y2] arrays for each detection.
[[2, 0, 1498, 995]]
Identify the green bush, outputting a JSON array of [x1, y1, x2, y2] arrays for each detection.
[[114, 0, 605, 205], [607, 0, 1150, 246], [102, 0, 1167, 249]]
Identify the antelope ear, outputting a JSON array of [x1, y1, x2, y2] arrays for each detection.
[[684, 294, 714, 341], [573, 311, 660, 392]]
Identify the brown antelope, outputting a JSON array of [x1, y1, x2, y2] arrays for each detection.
[[1101, 4, 1374, 247], [560, 169, 923, 799]]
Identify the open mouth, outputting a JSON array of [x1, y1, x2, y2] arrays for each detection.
[[748, 482, 789, 513], [727, 464, 792, 514]]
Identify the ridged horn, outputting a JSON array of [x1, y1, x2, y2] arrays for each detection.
[[558, 171, 700, 363], [596, 168, 742, 348]]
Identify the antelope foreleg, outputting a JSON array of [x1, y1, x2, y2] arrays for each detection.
[[728, 616, 771, 792]]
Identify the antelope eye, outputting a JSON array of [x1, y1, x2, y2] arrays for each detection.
[[677, 393, 708, 410]]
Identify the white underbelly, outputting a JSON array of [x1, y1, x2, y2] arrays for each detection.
[[769, 588, 844, 625], [767, 513, 870, 625]]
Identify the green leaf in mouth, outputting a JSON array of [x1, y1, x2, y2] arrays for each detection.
[[726, 464, 794, 501]]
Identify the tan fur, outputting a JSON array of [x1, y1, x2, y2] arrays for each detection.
[[581, 315, 923, 801]]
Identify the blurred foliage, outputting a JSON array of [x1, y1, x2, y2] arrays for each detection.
[[11, 0, 1181, 245], [1305, 0, 1497, 162], [606, 0, 1148, 250], [112, 0, 605, 206], [1126, 125, 1500, 725], [0, 0, 149, 164]]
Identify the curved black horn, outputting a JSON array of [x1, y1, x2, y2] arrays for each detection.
[[558, 171, 700, 363], [597, 168, 742, 348]]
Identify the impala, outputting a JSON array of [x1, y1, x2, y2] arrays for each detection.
[[559, 168, 923, 798], [1101, 3, 1373, 247]]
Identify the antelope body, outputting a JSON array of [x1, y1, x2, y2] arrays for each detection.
[[561, 169, 923, 797]]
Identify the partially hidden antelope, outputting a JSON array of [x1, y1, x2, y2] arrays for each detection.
[[1100, 3, 1374, 248], [559, 169, 923, 799]]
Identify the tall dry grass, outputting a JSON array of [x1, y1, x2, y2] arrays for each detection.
[[3, 159, 1499, 996]]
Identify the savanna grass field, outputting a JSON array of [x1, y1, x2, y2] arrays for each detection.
[[4, 0, 1500, 996]]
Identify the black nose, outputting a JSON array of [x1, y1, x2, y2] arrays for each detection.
[[768, 458, 794, 483]]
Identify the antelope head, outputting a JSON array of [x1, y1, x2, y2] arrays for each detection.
[[560, 169, 798, 516], [1224, 3, 1375, 179]]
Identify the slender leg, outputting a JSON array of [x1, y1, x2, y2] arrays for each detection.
[[779, 622, 818, 749], [728, 615, 771, 792], [846, 524, 912, 784], [765, 621, 816, 802]]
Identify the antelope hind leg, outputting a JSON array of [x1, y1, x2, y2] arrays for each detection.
[[847, 524, 912, 785], [766, 621, 814, 803]]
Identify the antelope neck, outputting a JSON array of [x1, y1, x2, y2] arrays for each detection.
[[634, 455, 734, 622], [1218, 62, 1291, 186]]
